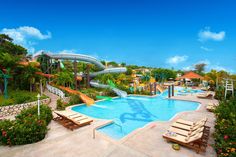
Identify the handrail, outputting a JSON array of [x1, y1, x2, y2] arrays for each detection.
[[46, 83, 65, 98], [114, 122, 123, 132]]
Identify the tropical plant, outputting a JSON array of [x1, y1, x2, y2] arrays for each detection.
[[141, 73, 151, 83], [213, 98, 236, 157], [0, 105, 52, 146], [95, 73, 115, 84], [55, 70, 73, 87], [152, 68, 177, 81], [116, 73, 127, 84], [205, 70, 230, 89]]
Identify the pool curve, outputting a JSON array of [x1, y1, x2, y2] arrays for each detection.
[[72, 90, 200, 139]]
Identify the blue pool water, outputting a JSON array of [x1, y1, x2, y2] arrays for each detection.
[[72, 91, 200, 139], [174, 87, 203, 95]]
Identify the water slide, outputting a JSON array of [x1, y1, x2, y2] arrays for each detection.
[[35, 52, 127, 98], [58, 86, 94, 105], [90, 80, 128, 97], [156, 84, 164, 93]]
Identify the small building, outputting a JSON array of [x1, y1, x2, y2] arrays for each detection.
[[176, 71, 204, 86]]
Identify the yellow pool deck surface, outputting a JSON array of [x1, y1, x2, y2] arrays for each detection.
[[0, 94, 217, 157]]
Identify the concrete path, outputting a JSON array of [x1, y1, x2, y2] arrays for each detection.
[[43, 89, 60, 110]]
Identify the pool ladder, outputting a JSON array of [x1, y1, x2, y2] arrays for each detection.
[[114, 122, 123, 133]]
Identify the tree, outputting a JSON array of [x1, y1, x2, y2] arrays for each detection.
[[0, 34, 13, 44], [141, 73, 151, 83], [55, 71, 73, 87], [151, 68, 177, 81], [204, 70, 230, 88], [116, 73, 127, 84], [95, 73, 115, 84], [22, 64, 40, 92], [194, 63, 206, 75]]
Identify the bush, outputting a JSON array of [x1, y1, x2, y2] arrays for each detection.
[[69, 95, 82, 105], [213, 98, 236, 157], [56, 99, 67, 110], [0, 104, 52, 146], [214, 86, 225, 101], [214, 86, 235, 101]]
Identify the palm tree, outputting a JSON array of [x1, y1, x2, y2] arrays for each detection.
[[141, 73, 151, 83], [204, 70, 230, 89], [55, 71, 73, 87], [117, 73, 127, 84], [23, 65, 39, 92]]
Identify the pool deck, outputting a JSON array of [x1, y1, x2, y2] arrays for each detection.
[[0, 94, 217, 157]]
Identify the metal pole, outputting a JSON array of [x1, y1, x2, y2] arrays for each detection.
[[168, 86, 171, 98], [172, 84, 174, 96], [150, 83, 152, 95], [154, 82, 157, 95], [40, 79, 43, 96], [37, 94, 40, 117]]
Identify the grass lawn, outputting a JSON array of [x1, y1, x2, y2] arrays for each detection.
[[0, 89, 48, 107]]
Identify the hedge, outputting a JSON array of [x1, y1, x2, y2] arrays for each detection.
[[0, 105, 52, 146], [214, 98, 236, 157]]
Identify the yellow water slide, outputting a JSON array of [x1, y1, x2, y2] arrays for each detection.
[[59, 86, 95, 106], [156, 84, 164, 93]]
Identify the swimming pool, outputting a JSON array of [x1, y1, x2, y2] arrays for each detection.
[[174, 86, 203, 95], [72, 91, 200, 139]]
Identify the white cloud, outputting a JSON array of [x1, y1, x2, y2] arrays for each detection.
[[200, 46, 213, 52], [166, 55, 188, 64], [198, 27, 225, 42], [0, 26, 51, 53], [182, 66, 194, 71]]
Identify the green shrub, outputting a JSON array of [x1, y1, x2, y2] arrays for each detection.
[[69, 95, 82, 105], [56, 99, 67, 110], [213, 98, 236, 157], [214, 86, 225, 100], [0, 104, 52, 146]]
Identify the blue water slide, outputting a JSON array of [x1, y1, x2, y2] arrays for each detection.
[[35, 52, 128, 97]]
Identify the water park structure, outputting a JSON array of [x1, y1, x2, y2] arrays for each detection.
[[34, 52, 128, 105]]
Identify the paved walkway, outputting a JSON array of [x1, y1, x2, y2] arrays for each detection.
[[43, 89, 60, 110], [0, 94, 217, 157]]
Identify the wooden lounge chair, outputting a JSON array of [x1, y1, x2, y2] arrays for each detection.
[[54, 110, 93, 130], [168, 126, 210, 140], [172, 120, 206, 131], [168, 126, 204, 136], [163, 131, 208, 153], [197, 92, 213, 99], [176, 118, 207, 126]]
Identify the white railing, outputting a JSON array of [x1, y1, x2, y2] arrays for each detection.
[[46, 84, 65, 98]]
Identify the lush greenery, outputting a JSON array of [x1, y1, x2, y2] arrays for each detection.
[[213, 98, 236, 157], [0, 89, 48, 106], [56, 95, 82, 110], [0, 105, 52, 145]]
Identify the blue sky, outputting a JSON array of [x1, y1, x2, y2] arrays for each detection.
[[1, 0, 236, 73]]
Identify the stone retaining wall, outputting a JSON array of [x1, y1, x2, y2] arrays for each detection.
[[0, 98, 51, 117]]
